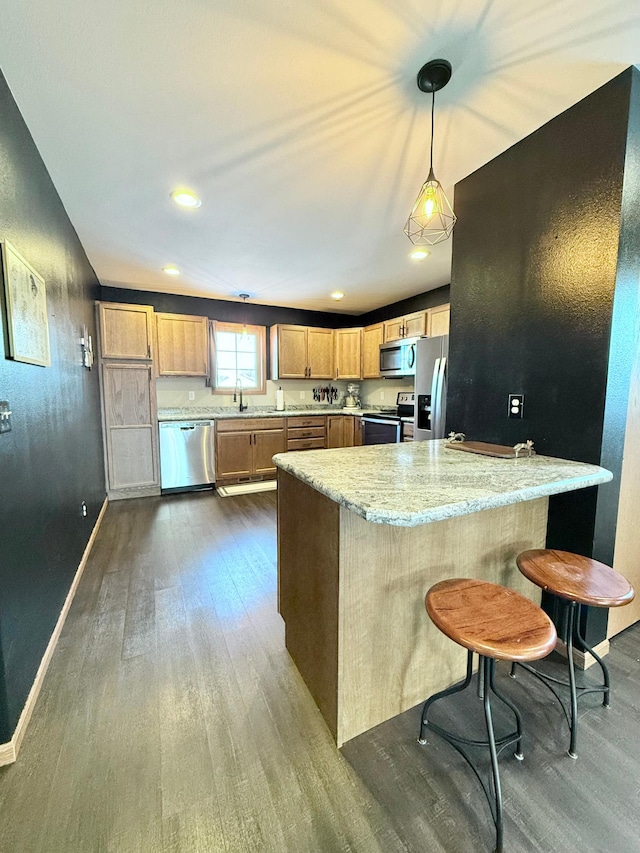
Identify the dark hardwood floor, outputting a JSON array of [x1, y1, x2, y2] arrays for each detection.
[[0, 490, 638, 852]]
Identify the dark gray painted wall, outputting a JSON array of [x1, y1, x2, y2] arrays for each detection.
[[100, 283, 450, 329], [447, 67, 639, 643], [0, 71, 105, 740]]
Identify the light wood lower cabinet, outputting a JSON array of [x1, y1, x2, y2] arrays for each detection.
[[286, 416, 326, 451], [100, 363, 160, 499], [215, 418, 285, 484], [354, 416, 363, 446], [327, 415, 358, 448]]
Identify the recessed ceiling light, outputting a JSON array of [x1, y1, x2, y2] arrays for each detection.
[[410, 249, 431, 260], [163, 265, 181, 275], [331, 291, 344, 300], [170, 188, 202, 208]]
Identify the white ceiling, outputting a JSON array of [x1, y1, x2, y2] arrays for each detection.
[[0, 1, 639, 315]]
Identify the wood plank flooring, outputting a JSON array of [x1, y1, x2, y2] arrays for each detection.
[[0, 490, 638, 852]]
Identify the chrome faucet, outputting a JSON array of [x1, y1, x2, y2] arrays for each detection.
[[233, 380, 247, 412]]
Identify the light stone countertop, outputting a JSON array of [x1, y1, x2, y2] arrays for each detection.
[[273, 439, 613, 527], [157, 406, 378, 422]]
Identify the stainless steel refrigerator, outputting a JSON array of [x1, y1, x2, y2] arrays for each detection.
[[414, 335, 448, 441]]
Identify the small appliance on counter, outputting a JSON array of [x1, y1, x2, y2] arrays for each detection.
[[344, 383, 360, 409], [362, 392, 414, 445]]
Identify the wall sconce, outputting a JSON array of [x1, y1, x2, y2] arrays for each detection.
[[80, 325, 94, 369], [404, 59, 457, 246]]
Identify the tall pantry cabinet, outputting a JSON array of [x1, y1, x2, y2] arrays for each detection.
[[96, 302, 161, 500]]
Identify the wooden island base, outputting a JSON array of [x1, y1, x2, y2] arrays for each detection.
[[277, 470, 547, 747]]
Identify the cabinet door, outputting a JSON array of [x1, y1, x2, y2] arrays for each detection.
[[326, 415, 344, 448], [156, 313, 209, 376], [99, 303, 154, 360], [102, 363, 159, 490], [383, 318, 405, 342], [354, 416, 363, 447], [362, 323, 383, 379], [275, 326, 308, 379], [215, 431, 253, 479], [253, 428, 286, 475], [404, 310, 427, 338], [427, 304, 450, 337], [343, 416, 355, 448], [308, 328, 334, 379], [335, 328, 362, 379]]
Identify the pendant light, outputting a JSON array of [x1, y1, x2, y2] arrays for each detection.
[[404, 59, 456, 246], [239, 293, 250, 337]]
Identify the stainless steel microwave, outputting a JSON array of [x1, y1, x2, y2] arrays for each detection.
[[379, 336, 420, 377]]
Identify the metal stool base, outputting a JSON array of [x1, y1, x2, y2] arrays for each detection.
[[509, 600, 610, 759], [418, 650, 524, 853]]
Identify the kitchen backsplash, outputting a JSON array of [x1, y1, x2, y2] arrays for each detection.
[[156, 376, 414, 410]]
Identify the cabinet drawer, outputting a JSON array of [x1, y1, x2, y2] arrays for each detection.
[[287, 437, 325, 451], [287, 426, 325, 439], [216, 417, 282, 432], [286, 416, 325, 428]]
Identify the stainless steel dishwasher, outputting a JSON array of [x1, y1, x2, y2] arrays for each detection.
[[159, 420, 215, 491]]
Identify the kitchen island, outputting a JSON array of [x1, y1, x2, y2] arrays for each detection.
[[273, 440, 612, 746]]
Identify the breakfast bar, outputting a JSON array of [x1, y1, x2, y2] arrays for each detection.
[[274, 440, 612, 747]]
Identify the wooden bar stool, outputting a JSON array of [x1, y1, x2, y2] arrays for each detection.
[[418, 579, 557, 853], [510, 549, 634, 759]]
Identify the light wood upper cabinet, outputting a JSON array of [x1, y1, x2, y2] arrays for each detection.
[[271, 325, 334, 379], [307, 327, 334, 378], [98, 302, 154, 360], [427, 304, 450, 337], [156, 313, 209, 376], [404, 310, 427, 338], [335, 328, 362, 379], [362, 323, 383, 379], [384, 310, 427, 342]]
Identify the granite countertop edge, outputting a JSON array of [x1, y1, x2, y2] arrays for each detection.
[[273, 445, 613, 527], [157, 407, 379, 422]]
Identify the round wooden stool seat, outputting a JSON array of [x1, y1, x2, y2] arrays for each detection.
[[516, 549, 635, 608], [426, 578, 557, 663]]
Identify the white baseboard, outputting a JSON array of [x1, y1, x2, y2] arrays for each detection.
[[555, 636, 610, 671], [0, 496, 108, 767]]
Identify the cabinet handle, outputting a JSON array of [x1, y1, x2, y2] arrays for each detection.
[[147, 345, 151, 358], [336, 367, 339, 379]]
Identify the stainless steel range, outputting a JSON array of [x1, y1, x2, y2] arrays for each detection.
[[362, 392, 414, 445]]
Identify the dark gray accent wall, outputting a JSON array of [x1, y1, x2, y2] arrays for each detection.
[[100, 283, 451, 329], [0, 71, 105, 740], [447, 67, 640, 644]]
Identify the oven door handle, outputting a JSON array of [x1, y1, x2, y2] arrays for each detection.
[[362, 417, 399, 427]]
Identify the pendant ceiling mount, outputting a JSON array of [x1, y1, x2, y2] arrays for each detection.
[[416, 59, 452, 94], [404, 58, 457, 247]]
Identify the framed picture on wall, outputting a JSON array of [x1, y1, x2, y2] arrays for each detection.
[[1, 240, 51, 367]]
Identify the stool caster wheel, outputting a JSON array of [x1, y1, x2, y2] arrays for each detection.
[[567, 750, 578, 760], [514, 751, 524, 761], [417, 737, 427, 745]]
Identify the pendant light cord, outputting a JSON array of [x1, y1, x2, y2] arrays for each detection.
[[430, 90, 435, 172]]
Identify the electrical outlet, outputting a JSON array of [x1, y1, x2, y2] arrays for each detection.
[[508, 394, 524, 419], [188, 391, 195, 401], [379, 391, 385, 401], [300, 391, 306, 400], [81, 501, 87, 518], [0, 401, 11, 434]]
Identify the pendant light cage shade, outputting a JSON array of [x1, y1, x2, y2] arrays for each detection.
[[405, 58, 456, 246], [404, 170, 456, 246]]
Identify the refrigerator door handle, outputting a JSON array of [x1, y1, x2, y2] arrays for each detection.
[[430, 357, 441, 432], [435, 356, 447, 437]]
